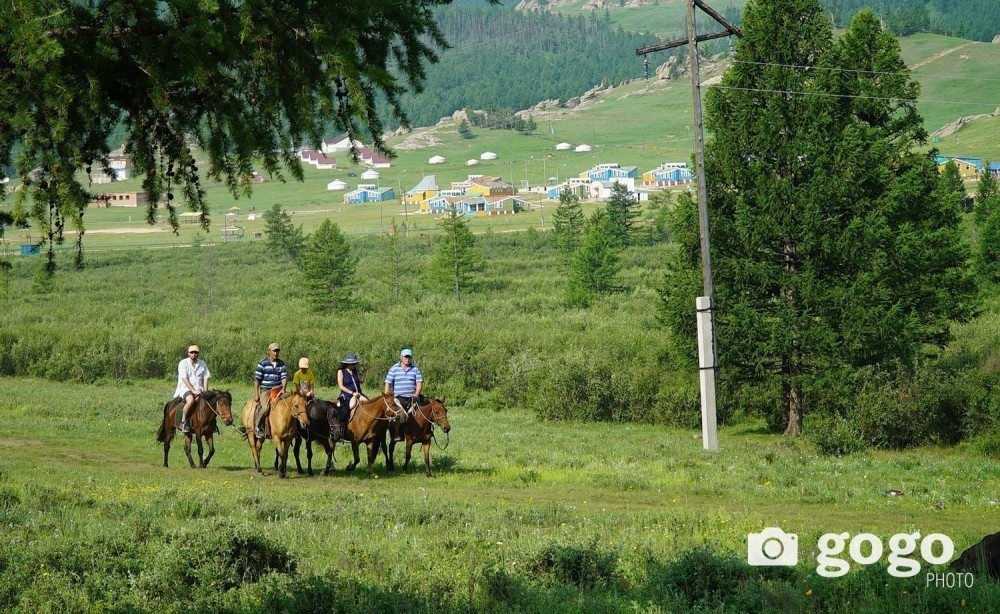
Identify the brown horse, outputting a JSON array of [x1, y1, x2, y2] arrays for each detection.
[[337, 393, 406, 477], [284, 398, 342, 476], [385, 397, 451, 476], [156, 390, 233, 468], [240, 391, 310, 478]]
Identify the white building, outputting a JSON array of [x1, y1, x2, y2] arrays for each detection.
[[480, 151, 498, 160], [361, 169, 380, 180], [574, 144, 592, 153], [555, 142, 572, 151], [428, 155, 446, 165], [326, 179, 347, 191], [466, 159, 479, 166]]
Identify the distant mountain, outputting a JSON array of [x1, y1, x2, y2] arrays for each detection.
[[392, 4, 665, 129]]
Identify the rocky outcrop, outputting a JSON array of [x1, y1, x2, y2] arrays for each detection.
[[932, 108, 1000, 138]]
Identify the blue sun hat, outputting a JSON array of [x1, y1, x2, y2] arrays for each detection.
[[342, 353, 360, 364], [400, 348, 413, 357]]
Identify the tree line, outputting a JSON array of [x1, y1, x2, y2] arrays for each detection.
[[389, 4, 660, 129], [821, 0, 1000, 41]]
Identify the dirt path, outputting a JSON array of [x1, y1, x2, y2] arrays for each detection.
[[912, 43, 973, 70]]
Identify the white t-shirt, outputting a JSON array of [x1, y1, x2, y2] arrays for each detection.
[[174, 358, 211, 398]]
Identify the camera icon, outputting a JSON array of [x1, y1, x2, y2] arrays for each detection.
[[748, 528, 799, 566]]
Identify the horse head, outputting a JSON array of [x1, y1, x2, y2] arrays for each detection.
[[429, 398, 451, 433], [215, 391, 234, 426], [325, 401, 344, 441], [288, 391, 310, 428]]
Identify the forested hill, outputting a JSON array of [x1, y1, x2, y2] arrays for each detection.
[[822, 0, 1000, 41], [392, 4, 658, 129]]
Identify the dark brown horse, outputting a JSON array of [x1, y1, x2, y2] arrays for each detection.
[[156, 390, 233, 468], [385, 397, 451, 476], [337, 393, 406, 477], [283, 398, 343, 476]]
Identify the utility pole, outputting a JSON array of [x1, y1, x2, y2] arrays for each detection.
[[636, 0, 742, 452]]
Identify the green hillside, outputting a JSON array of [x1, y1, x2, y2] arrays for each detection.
[[898, 33, 1000, 135]]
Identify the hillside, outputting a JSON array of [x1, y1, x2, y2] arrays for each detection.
[[391, 3, 661, 129]]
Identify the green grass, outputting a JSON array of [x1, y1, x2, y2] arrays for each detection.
[[1, 376, 998, 611]]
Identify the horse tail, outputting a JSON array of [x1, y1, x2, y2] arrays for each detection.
[[156, 400, 171, 443]]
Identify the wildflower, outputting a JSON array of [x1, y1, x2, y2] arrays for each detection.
[[806, 589, 812, 596]]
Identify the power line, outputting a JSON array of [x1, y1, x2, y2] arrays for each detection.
[[706, 84, 1000, 107], [731, 58, 1000, 83]]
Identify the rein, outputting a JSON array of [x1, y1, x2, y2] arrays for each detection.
[[414, 403, 450, 450]]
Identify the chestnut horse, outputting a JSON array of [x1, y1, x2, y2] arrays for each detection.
[[240, 391, 309, 478], [385, 397, 451, 476], [337, 393, 406, 477], [156, 390, 233, 468]]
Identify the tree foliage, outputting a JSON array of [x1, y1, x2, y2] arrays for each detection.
[[822, 0, 1000, 42], [302, 220, 355, 311], [551, 188, 584, 260], [0, 0, 459, 269], [661, 3, 975, 436], [975, 164, 1000, 284], [567, 209, 620, 307], [604, 182, 640, 247], [457, 119, 474, 139], [428, 209, 481, 299], [263, 204, 305, 267]]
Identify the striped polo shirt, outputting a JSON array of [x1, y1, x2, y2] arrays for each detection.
[[385, 362, 423, 397], [254, 358, 287, 390]]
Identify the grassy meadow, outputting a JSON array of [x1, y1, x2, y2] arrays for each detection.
[[2, 376, 999, 612], [2, 222, 1000, 610]]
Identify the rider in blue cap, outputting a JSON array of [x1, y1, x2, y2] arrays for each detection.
[[384, 348, 423, 441]]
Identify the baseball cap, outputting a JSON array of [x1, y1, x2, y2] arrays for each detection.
[[400, 348, 413, 357], [268, 342, 280, 351], [299, 357, 310, 369]]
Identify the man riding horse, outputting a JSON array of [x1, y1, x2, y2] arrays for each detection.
[[176, 344, 210, 433], [384, 348, 422, 442], [253, 342, 288, 440]]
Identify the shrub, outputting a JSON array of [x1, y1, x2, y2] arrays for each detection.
[[529, 538, 619, 589]]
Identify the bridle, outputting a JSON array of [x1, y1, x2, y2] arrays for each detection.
[[414, 401, 450, 450]]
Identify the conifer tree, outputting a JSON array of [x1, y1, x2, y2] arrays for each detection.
[[458, 119, 474, 139], [428, 208, 481, 299], [604, 182, 639, 246], [552, 188, 584, 260], [567, 209, 620, 307], [263, 204, 306, 267], [661, 3, 974, 436], [975, 163, 1000, 283], [302, 220, 355, 311]]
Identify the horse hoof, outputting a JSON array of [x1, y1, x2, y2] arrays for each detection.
[[279, 472, 287, 479]]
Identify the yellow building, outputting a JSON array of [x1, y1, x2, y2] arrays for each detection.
[[403, 175, 440, 206]]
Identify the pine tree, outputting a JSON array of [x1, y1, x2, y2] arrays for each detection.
[[975, 164, 1000, 283], [263, 204, 306, 266], [428, 208, 481, 299], [302, 220, 355, 311], [974, 162, 998, 227], [552, 188, 584, 260], [604, 182, 639, 246], [458, 118, 474, 139], [567, 209, 620, 307], [661, 3, 974, 436]]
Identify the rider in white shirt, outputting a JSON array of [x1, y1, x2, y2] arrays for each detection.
[[175, 345, 211, 433]]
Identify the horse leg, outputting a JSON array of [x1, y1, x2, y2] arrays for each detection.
[[196, 435, 206, 468], [250, 437, 263, 474], [293, 434, 305, 475], [347, 441, 360, 471], [183, 433, 196, 468], [163, 423, 172, 468], [322, 440, 334, 476], [387, 438, 397, 472], [306, 439, 314, 476], [404, 438, 414, 472], [203, 434, 216, 468], [275, 439, 288, 479], [365, 441, 378, 477], [423, 441, 432, 477]]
